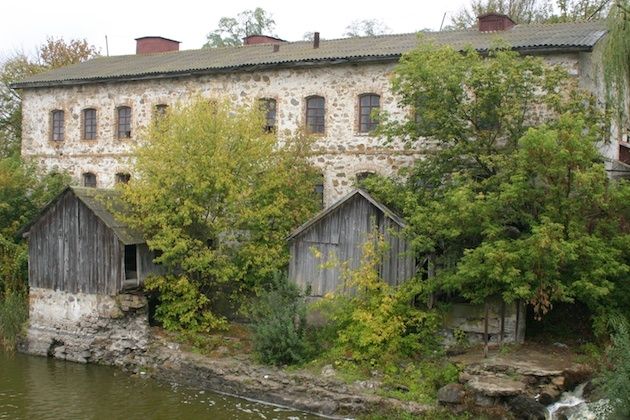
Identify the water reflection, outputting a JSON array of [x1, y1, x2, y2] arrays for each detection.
[[0, 351, 317, 420]]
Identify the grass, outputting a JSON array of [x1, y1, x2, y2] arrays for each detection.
[[0, 291, 28, 351]]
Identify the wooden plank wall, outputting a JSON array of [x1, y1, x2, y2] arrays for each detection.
[[28, 191, 123, 295], [289, 194, 416, 296]]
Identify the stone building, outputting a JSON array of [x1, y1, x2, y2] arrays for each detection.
[[12, 14, 627, 207]]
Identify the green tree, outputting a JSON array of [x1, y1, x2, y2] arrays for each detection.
[[343, 19, 391, 37], [204, 8, 276, 48], [119, 98, 320, 330], [0, 37, 98, 157], [603, 0, 630, 131], [369, 42, 630, 325]]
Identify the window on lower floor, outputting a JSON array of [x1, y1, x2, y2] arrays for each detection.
[[115, 173, 131, 184], [83, 172, 97, 188], [314, 174, 324, 210]]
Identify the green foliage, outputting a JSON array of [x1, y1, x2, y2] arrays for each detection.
[[600, 316, 630, 417], [316, 235, 441, 362], [379, 360, 461, 403], [204, 8, 276, 48], [119, 98, 319, 329], [603, 0, 630, 129], [145, 275, 227, 333], [372, 42, 630, 325], [0, 290, 28, 350], [249, 273, 310, 365]]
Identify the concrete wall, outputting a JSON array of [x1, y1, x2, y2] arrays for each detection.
[[20, 50, 606, 207], [24, 287, 150, 366], [441, 297, 526, 345]]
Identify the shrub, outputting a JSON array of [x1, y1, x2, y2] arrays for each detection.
[[0, 290, 28, 350], [144, 274, 227, 333], [249, 273, 309, 365], [600, 315, 630, 417]]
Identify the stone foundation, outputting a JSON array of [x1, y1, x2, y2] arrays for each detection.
[[23, 287, 150, 367]]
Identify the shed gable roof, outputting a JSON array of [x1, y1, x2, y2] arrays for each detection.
[[11, 20, 606, 89], [23, 186, 144, 245], [288, 189, 406, 241]]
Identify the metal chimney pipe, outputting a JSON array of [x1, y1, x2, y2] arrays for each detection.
[[313, 32, 320, 49]]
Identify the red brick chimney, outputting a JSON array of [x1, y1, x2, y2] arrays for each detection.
[[135, 36, 180, 54], [478, 13, 516, 32], [243, 35, 286, 45]]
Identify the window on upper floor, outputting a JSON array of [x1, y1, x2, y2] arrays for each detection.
[[305, 96, 325, 134], [51, 110, 65, 141], [258, 98, 277, 133], [82, 108, 97, 140], [115, 173, 131, 184], [116, 106, 132, 139], [358, 93, 380, 133], [83, 172, 97, 188]]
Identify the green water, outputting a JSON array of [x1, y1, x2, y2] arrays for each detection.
[[0, 350, 319, 420]]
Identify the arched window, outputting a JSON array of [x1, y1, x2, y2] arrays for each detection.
[[82, 108, 97, 140], [154, 104, 168, 119], [258, 98, 277, 133], [51, 110, 65, 141], [116, 106, 132, 139], [313, 173, 324, 210], [305, 96, 325, 134], [358, 93, 380, 133], [82, 172, 97, 188]]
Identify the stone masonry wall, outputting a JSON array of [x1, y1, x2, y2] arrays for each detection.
[[20, 51, 603, 207], [24, 287, 150, 367]]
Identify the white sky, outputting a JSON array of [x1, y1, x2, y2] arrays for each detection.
[[1, 0, 470, 58]]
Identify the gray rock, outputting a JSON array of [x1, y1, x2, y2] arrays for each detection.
[[320, 364, 336, 377], [437, 383, 466, 405], [508, 395, 547, 420], [467, 374, 526, 397]]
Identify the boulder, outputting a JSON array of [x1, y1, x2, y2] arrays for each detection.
[[538, 383, 562, 405], [437, 383, 466, 405], [467, 374, 526, 397], [508, 395, 547, 420], [563, 364, 593, 389]]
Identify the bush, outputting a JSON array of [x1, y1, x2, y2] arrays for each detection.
[[0, 291, 28, 350], [249, 273, 309, 365], [600, 316, 630, 417], [144, 274, 227, 333]]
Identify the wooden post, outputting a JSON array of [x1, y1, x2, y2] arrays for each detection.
[[515, 300, 521, 343], [484, 300, 489, 358], [499, 300, 505, 345]]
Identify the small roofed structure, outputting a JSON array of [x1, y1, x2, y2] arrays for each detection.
[[288, 189, 416, 296], [22, 186, 163, 295]]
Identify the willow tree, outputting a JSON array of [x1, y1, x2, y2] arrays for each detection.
[[604, 0, 630, 131], [119, 99, 320, 331]]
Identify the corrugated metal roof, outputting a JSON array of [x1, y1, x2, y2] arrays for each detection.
[[11, 20, 606, 89]]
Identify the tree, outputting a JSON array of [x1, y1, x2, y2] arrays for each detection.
[[449, 0, 609, 29], [204, 8, 276, 48], [368, 42, 630, 326], [0, 37, 98, 157], [343, 19, 391, 37], [603, 0, 630, 131], [119, 98, 320, 331]]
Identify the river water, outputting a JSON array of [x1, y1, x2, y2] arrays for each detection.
[[0, 350, 319, 420]]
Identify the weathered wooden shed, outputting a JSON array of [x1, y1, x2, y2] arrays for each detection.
[[22, 186, 163, 296], [288, 189, 416, 296]]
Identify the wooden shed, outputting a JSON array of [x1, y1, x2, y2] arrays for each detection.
[[22, 186, 163, 296], [288, 189, 416, 296]]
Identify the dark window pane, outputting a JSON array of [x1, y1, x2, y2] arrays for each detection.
[[51, 110, 64, 141], [83, 108, 97, 140], [117, 106, 132, 138], [258, 98, 276, 133], [358, 94, 380, 133], [83, 172, 97, 188], [115, 173, 131, 184], [306, 96, 325, 133]]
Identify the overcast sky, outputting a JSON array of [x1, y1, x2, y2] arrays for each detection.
[[1, 0, 471, 58]]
